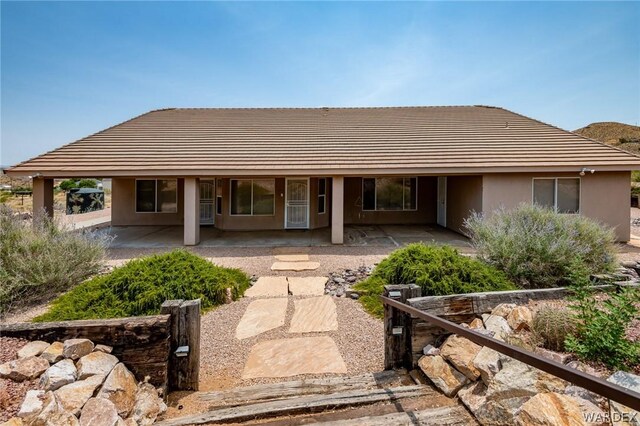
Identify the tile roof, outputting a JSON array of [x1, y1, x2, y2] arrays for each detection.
[[7, 106, 640, 176]]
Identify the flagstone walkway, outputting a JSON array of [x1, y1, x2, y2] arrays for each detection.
[[235, 254, 348, 380]]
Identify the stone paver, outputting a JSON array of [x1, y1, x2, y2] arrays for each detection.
[[244, 276, 289, 297], [271, 261, 320, 271], [289, 296, 338, 333], [236, 298, 288, 339], [274, 254, 310, 262], [287, 277, 327, 296], [242, 336, 347, 379]]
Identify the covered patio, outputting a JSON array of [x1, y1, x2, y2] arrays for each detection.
[[105, 224, 471, 249]]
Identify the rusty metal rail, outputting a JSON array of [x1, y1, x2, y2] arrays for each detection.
[[381, 295, 640, 411]]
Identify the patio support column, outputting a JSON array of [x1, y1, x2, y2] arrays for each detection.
[[32, 177, 54, 221], [184, 177, 200, 246], [331, 176, 344, 244]]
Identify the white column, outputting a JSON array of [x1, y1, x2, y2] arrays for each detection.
[[32, 177, 54, 221], [331, 176, 344, 244], [184, 178, 200, 246]]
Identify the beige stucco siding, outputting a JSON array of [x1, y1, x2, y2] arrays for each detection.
[[482, 171, 631, 241], [111, 178, 184, 226], [343, 176, 437, 225], [446, 176, 483, 235]]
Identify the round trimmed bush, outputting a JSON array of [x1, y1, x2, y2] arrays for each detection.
[[34, 249, 250, 321], [353, 243, 516, 317]]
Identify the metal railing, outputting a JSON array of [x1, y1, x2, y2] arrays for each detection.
[[381, 295, 640, 411]]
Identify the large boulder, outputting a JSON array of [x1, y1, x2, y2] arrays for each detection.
[[491, 304, 517, 318], [439, 335, 482, 381], [1, 418, 24, 426], [79, 398, 122, 426], [473, 346, 502, 385], [17, 390, 64, 426], [506, 306, 533, 331], [55, 374, 106, 416], [44, 412, 79, 426], [514, 392, 586, 426], [482, 315, 512, 340], [457, 381, 488, 418], [17, 342, 50, 359], [63, 340, 94, 361], [607, 371, 640, 426], [97, 363, 138, 418], [0, 356, 50, 382], [40, 359, 77, 391], [40, 342, 64, 364], [77, 352, 119, 380], [130, 382, 167, 426], [418, 355, 469, 397]]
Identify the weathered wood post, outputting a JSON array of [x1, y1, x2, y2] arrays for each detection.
[[383, 284, 421, 370], [161, 299, 201, 391]]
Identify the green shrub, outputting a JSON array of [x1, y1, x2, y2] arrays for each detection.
[[532, 306, 576, 352], [565, 263, 640, 370], [353, 243, 515, 317], [0, 206, 110, 316], [465, 204, 616, 289], [58, 179, 78, 191], [77, 179, 98, 189], [34, 250, 251, 321]]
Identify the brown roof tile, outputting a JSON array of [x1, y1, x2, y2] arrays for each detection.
[[7, 106, 640, 176]]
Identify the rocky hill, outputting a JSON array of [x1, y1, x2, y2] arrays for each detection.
[[574, 122, 640, 155]]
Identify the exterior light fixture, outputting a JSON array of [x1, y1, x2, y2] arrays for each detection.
[[579, 168, 596, 176]]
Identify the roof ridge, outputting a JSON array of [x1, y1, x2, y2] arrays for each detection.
[[161, 105, 489, 111]]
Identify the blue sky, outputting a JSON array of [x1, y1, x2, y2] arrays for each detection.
[[1, 1, 639, 166]]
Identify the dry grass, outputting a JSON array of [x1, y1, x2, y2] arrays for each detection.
[[574, 121, 640, 155]]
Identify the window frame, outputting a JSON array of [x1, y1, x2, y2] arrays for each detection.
[[532, 177, 581, 214], [134, 178, 178, 214], [318, 178, 327, 215], [229, 178, 276, 216], [361, 177, 418, 212]]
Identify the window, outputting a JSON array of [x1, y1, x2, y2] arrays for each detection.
[[362, 177, 417, 211], [318, 178, 326, 214], [533, 178, 580, 214], [135, 179, 177, 213], [216, 179, 223, 215], [230, 179, 275, 215]]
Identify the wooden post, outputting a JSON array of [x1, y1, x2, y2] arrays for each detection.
[[161, 299, 201, 391], [383, 284, 421, 370]]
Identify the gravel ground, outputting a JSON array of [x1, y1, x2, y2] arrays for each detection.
[[198, 295, 384, 391], [0, 337, 33, 422], [107, 246, 393, 278]]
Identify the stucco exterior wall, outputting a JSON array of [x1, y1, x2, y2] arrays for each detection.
[[446, 175, 483, 235], [343, 176, 437, 225], [482, 171, 631, 241], [111, 178, 184, 226]]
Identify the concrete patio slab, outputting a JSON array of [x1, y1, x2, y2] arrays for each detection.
[[241, 336, 347, 379], [235, 298, 288, 340], [274, 254, 310, 262], [287, 277, 327, 296], [244, 277, 289, 298], [271, 261, 320, 271], [289, 296, 338, 333]]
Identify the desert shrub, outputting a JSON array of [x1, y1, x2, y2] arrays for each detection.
[[0, 206, 111, 316], [532, 306, 576, 352], [565, 263, 640, 370], [77, 179, 98, 189], [465, 204, 616, 289], [35, 250, 251, 321], [353, 243, 515, 317], [58, 179, 78, 191]]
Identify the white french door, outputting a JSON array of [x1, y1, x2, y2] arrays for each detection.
[[285, 178, 309, 229], [200, 180, 215, 225]]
